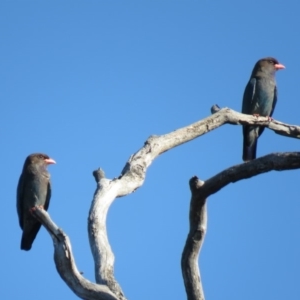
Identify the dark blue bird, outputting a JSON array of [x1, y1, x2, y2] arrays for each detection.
[[17, 153, 56, 251], [242, 57, 285, 161]]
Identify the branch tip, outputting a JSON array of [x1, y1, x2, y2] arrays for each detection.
[[211, 104, 221, 114], [93, 168, 105, 182], [189, 176, 205, 192]]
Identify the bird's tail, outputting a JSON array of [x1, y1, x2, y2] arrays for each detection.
[[243, 126, 258, 161], [20, 224, 42, 251], [243, 140, 257, 161]]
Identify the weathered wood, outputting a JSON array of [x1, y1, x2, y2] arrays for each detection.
[[197, 152, 300, 200], [88, 108, 300, 300], [32, 207, 119, 300], [181, 177, 207, 300], [182, 152, 300, 300], [31, 107, 300, 299]]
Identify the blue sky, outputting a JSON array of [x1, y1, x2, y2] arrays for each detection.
[[1, 1, 300, 299]]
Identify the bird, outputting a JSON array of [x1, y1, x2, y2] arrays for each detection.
[[242, 57, 285, 161], [17, 153, 56, 251]]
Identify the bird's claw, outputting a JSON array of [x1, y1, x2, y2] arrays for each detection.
[[29, 206, 44, 213]]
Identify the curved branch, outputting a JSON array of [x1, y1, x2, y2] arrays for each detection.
[[87, 107, 300, 298], [198, 152, 300, 199], [182, 152, 300, 299], [88, 170, 126, 300], [181, 177, 207, 300], [211, 105, 300, 139], [31, 207, 119, 300]]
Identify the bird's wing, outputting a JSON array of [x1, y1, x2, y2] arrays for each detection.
[[242, 77, 256, 114], [270, 85, 278, 117], [44, 181, 51, 211], [17, 173, 24, 229]]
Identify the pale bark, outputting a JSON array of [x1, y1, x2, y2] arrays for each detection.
[[182, 152, 300, 300], [31, 107, 300, 299], [182, 177, 207, 300], [31, 208, 119, 300]]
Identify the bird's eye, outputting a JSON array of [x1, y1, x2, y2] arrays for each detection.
[[39, 155, 44, 159], [269, 60, 274, 64]]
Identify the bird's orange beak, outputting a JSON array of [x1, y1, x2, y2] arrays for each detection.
[[44, 158, 56, 165], [275, 63, 285, 70]]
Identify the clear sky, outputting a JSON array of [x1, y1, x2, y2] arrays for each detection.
[[1, 1, 300, 299]]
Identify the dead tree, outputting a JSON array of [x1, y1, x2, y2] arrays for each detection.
[[32, 106, 300, 300]]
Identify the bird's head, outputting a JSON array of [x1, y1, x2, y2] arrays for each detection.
[[253, 57, 285, 75], [25, 153, 56, 170]]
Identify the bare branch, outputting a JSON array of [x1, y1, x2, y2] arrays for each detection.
[[181, 177, 207, 300], [30, 106, 300, 299], [210, 106, 300, 139], [182, 152, 300, 299], [31, 207, 119, 300], [88, 170, 127, 300], [197, 152, 300, 199], [88, 107, 300, 298]]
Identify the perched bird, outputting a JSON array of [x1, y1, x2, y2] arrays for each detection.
[[17, 153, 56, 251], [242, 57, 285, 161]]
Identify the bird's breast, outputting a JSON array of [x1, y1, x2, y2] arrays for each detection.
[[254, 79, 276, 116]]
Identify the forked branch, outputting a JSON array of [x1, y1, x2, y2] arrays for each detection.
[[182, 152, 300, 300], [31, 207, 118, 300], [88, 107, 300, 299], [34, 106, 300, 299]]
